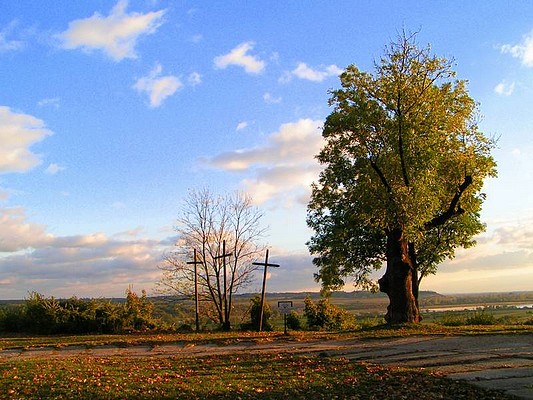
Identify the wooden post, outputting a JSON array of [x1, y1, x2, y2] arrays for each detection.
[[278, 301, 293, 335], [214, 240, 232, 330], [252, 249, 280, 332], [186, 248, 203, 332]]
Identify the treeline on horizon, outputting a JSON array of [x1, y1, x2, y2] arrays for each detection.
[[1, 289, 532, 307]]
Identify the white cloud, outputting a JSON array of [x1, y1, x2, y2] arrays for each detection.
[[0, 205, 167, 298], [0, 106, 53, 173], [494, 80, 515, 96], [51, 232, 108, 249], [501, 30, 533, 67], [188, 71, 202, 86], [236, 121, 248, 131], [256, 250, 319, 292], [214, 41, 265, 74], [0, 207, 52, 251], [417, 213, 533, 293], [38, 98, 60, 108], [243, 165, 320, 206], [59, 0, 165, 61], [0, 236, 166, 298], [44, 163, 65, 175], [207, 119, 324, 206], [114, 226, 144, 238], [263, 92, 282, 104], [0, 21, 24, 52], [278, 71, 293, 84], [290, 62, 343, 82], [133, 64, 182, 108]]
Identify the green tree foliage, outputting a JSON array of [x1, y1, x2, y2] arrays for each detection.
[[241, 295, 273, 331], [123, 287, 156, 331], [303, 296, 353, 330], [307, 33, 496, 323]]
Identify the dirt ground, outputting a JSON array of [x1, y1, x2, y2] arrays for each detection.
[[2, 334, 532, 399]]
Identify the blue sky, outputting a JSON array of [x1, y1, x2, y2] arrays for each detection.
[[0, 1, 532, 299]]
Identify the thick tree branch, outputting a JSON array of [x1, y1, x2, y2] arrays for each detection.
[[370, 159, 392, 194], [397, 108, 410, 187], [425, 175, 473, 229]]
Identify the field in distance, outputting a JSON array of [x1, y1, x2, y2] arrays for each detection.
[[230, 290, 533, 315]]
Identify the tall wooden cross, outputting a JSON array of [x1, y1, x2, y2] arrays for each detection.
[[186, 248, 203, 332], [252, 249, 280, 332], [214, 240, 232, 330]]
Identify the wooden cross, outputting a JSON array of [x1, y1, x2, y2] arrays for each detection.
[[252, 249, 280, 332], [186, 248, 203, 332], [214, 240, 233, 329]]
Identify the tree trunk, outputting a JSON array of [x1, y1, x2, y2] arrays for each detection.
[[378, 229, 421, 323]]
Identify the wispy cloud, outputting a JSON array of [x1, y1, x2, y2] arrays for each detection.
[[283, 62, 343, 83], [59, 0, 165, 61], [44, 163, 65, 175], [188, 71, 202, 86], [236, 121, 248, 131], [494, 80, 515, 96], [263, 92, 282, 104], [0, 106, 53, 174], [214, 41, 265, 74], [0, 21, 24, 52], [206, 119, 324, 206], [38, 98, 60, 109], [190, 34, 203, 43], [133, 64, 182, 108], [501, 30, 533, 67]]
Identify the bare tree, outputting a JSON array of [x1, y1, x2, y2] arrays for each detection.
[[157, 189, 267, 330]]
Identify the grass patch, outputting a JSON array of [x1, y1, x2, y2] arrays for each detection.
[[0, 353, 518, 399]]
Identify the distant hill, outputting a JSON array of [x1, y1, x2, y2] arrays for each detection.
[[2, 290, 531, 307], [235, 290, 443, 300]]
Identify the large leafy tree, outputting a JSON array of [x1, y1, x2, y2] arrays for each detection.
[[307, 34, 496, 323]]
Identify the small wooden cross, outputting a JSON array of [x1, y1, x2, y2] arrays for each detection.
[[252, 249, 280, 332], [186, 248, 203, 332], [214, 240, 233, 329]]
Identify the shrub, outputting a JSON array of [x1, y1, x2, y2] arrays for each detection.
[[358, 316, 383, 329], [303, 296, 353, 330], [439, 313, 465, 327], [285, 311, 302, 330], [465, 310, 497, 325], [22, 292, 63, 334], [0, 289, 158, 334], [0, 306, 24, 332], [241, 295, 272, 331], [122, 288, 156, 331]]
